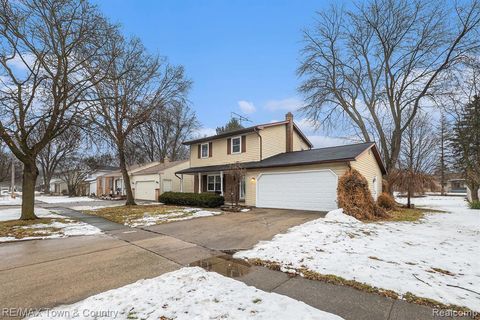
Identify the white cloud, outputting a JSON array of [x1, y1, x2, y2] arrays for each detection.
[[6, 53, 36, 72], [195, 127, 216, 138], [265, 97, 305, 112], [238, 100, 256, 114], [296, 118, 320, 133]]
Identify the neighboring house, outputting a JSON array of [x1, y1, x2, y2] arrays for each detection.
[[177, 113, 386, 211], [85, 166, 119, 196], [131, 159, 194, 201], [95, 163, 155, 197], [446, 178, 468, 194], [49, 177, 89, 196], [49, 178, 68, 195]]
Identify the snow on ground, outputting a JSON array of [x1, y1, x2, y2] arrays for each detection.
[[0, 196, 22, 206], [235, 196, 480, 311], [0, 207, 59, 222], [0, 208, 102, 243], [35, 196, 100, 203], [69, 203, 124, 211], [28, 267, 342, 320], [128, 208, 221, 227]]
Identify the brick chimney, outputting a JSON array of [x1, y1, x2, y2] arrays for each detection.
[[285, 112, 294, 152]]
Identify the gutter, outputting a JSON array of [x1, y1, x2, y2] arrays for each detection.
[[254, 127, 262, 161]]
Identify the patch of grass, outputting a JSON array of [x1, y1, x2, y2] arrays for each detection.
[[469, 200, 480, 209], [403, 292, 472, 314], [0, 218, 71, 240], [374, 207, 444, 222], [247, 258, 478, 315], [83, 205, 195, 226], [430, 267, 455, 276]]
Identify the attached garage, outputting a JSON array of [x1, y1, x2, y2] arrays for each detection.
[[256, 170, 338, 211], [135, 181, 157, 200]]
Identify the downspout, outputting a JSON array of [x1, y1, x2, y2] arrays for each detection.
[[254, 127, 262, 161]]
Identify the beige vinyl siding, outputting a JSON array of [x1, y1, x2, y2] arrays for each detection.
[[131, 161, 195, 198], [260, 124, 286, 159], [190, 132, 260, 167], [244, 162, 349, 206], [292, 130, 310, 151], [161, 161, 194, 193], [350, 148, 383, 199]]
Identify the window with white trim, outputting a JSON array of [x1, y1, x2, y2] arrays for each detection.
[[201, 143, 209, 158], [207, 175, 221, 192], [231, 136, 241, 154]]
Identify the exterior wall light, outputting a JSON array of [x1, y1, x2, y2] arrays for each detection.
[[250, 177, 256, 183]]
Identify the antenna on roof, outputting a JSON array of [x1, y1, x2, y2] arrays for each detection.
[[231, 112, 252, 126]]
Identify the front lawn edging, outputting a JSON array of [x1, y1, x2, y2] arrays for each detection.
[[246, 258, 477, 317]]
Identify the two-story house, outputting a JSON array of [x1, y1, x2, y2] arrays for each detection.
[[177, 113, 386, 211]]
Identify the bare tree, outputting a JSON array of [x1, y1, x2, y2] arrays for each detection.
[[393, 113, 438, 207], [0, 0, 109, 219], [57, 154, 90, 196], [38, 126, 81, 194], [88, 30, 191, 205], [130, 101, 198, 163], [298, 0, 480, 192], [225, 162, 246, 207]]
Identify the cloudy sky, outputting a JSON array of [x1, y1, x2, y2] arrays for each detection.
[[93, 0, 354, 147]]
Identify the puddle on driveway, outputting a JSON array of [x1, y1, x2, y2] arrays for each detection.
[[189, 255, 251, 278]]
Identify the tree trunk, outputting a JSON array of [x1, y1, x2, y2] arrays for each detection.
[[20, 160, 39, 220], [470, 185, 479, 202], [118, 147, 136, 206], [43, 173, 51, 194]]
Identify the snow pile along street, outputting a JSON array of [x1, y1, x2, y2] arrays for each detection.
[[235, 196, 480, 311], [28, 267, 343, 320]]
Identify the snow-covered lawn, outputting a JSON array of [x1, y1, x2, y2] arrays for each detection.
[[128, 208, 221, 227], [28, 267, 342, 320], [235, 196, 480, 312], [0, 196, 22, 206], [35, 196, 100, 203], [0, 208, 102, 243], [84, 205, 221, 227]]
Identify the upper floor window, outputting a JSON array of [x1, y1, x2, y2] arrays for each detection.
[[201, 143, 209, 158], [231, 136, 241, 154]]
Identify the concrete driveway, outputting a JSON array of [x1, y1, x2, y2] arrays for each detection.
[[143, 207, 325, 250]]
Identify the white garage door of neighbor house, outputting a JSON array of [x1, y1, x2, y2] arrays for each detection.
[[135, 181, 157, 201], [256, 170, 338, 211]]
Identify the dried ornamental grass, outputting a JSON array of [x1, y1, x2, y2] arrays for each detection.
[[337, 168, 387, 220]]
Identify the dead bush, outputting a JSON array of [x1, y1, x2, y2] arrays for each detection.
[[337, 168, 387, 220], [377, 192, 396, 210]]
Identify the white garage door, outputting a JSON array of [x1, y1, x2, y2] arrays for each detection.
[[256, 170, 338, 211], [135, 181, 157, 201]]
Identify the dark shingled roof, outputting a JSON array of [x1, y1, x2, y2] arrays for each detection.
[[176, 142, 386, 174]]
